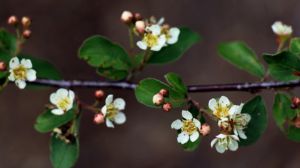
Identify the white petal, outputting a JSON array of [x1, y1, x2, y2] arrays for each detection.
[[147, 25, 161, 35], [237, 129, 247, 139], [15, 80, 26, 89], [157, 17, 165, 25], [8, 73, 15, 81], [68, 90, 75, 101], [171, 119, 183, 130], [113, 98, 126, 110], [177, 132, 189, 144], [228, 105, 240, 116], [193, 118, 201, 129], [208, 98, 217, 111], [167, 28, 180, 44], [9, 57, 20, 69], [182, 110, 193, 120], [56, 88, 68, 97], [51, 109, 64, 115], [26, 69, 37, 81], [114, 112, 126, 124], [106, 119, 114, 128], [50, 93, 59, 104], [190, 131, 199, 142], [150, 35, 166, 51], [105, 94, 113, 105], [211, 138, 218, 148], [216, 133, 227, 139], [21, 59, 32, 69], [215, 143, 226, 153], [231, 134, 240, 141], [101, 105, 107, 116], [137, 41, 147, 50], [228, 139, 239, 151], [219, 96, 230, 107]]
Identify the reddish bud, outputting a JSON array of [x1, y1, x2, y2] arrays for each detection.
[[294, 117, 300, 128], [135, 20, 145, 34], [159, 89, 168, 97], [153, 93, 164, 105], [94, 113, 105, 124], [7, 15, 18, 26], [22, 29, 31, 39], [0, 62, 6, 71], [199, 123, 211, 136], [21, 16, 31, 28], [163, 103, 172, 112], [291, 97, 300, 109], [134, 13, 142, 21], [293, 71, 300, 77], [94, 89, 105, 100], [121, 11, 133, 24]]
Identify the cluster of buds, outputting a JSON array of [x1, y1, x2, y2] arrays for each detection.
[[120, 10, 145, 34], [152, 89, 172, 112], [7, 15, 32, 39]]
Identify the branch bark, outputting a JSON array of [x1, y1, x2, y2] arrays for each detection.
[[23, 79, 300, 92]]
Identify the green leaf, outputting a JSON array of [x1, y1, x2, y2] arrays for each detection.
[[35, 108, 76, 133], [0, 71, 8, 92], [0, 50, 12, 63], [130, 53, 144, 70], [286, 126, 300, 142], [290, 37, 300, 55], [164, 72, 187, 95], [78, 35, 131, 80], [0, 29, 16, 56], [218, 41, 265, 78], [181, 138, 201, 151], [50, 136, 79, 168], [263, 51, 300, 81], [135, 78, 186, 108], [273, 93, 296, 131], [148, 27, 201, 64], [239, 96, 267, 146]]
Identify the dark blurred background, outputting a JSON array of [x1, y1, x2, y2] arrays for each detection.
[[1, 0, 300, 167]]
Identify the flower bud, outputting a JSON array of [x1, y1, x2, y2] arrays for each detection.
[[163, 103, 172, 112], [135, 21, 145, 34], [94, 113, 105, 124], [294, 117, 300, 128], [134, 13, 142, 21], [7, 15, 18, 26], [121, 11, 133, 24], [199, 123, 211, 136], [153, 93, 164, 105], [22, 29, 31, 39], [94, 89, 105, 100], [21, 16, 31, 28], [291, 97, 300, 109], [0, 61, 6, 71], [159, 89, 168, 97]]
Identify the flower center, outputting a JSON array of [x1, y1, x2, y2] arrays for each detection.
[[13, 65, 27, 80], [144, 33, 159, 47], [57, 97, 71, 111], [214, 105, 229, 118], [106, 104, 119, 119], [182, 120, 197, 135]]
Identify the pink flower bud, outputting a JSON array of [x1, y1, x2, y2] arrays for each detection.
[[22, 29, 31, 39], [163, 103, 172, 112], [21, 16, 31, 28], [7, 15, 18, 26], [199, 123, 211, 136], [94, 89, 105, 100], [94, 113, 104, 124], [153, 93, 164, 105], [121, 11, 133, 24], [159, 89, 168, 97], [0, 61, 6, 71], [135, 20, 145, 34]]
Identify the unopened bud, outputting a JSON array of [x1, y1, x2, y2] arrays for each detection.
[[7, 15, 18, 26], [163, 103, 172, 112], [121, 10, 133, 24], [159, 89, 168, 97], [134, 13, 142, 21], [0, 61, 6, 71], [153, 93, 164, 105], [199, 123, 211, 136], [94, 113, 105, 124], [21, 16, 31, 28], [94, 89, 105, 100], [294, 117, 300, 128], [293, 71, 300, 77], [22, 30, 31, 39], [291, 97, 300, 109], [135, 21, 145, 34]]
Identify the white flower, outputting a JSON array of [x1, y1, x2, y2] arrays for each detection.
[[165, 27, 180, 45], [271, 21, 292, 36], [171, 110, 201, 144], [211, 134, 239, 153], [8, 57, 37, 89], [101, 94, 126, 128], [137, 24, 166, 51], [208, 96, 236, 119], [50, 88, 75, 115]]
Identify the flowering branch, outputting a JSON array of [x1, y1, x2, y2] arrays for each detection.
[[24, 78, 300, 92]]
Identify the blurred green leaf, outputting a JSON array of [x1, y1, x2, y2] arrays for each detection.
[[148, 27, 201, 64], [50, 135, 79, 168], [239, 96, 267, 146], [135, 78, 187, 108], [0, 28, 16, 56], [164, 72, 187, 95], [181, 138, 201, 151], [218, 41, 265, 78], [35, 108, 76, 133], [263, 51, 300, 81], [78, 35, 131, 80], [290, 37, 300, 55], [286, 126, 300, 142]]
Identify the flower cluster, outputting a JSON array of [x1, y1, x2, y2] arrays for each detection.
[[209, 96, 251, 153], [50, 88, 75, 115]]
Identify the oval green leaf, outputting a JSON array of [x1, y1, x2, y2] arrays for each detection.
[[290, 37, 300, 55], [164, 72, 187, 95]]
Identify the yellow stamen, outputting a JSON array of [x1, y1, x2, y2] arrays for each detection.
[[182, 120, 197, 135], [214, 105, 230, 118], [106, 104, 118, 119], [57, 97, 71, 111], [143, 33, 158, 47], [13, 65, 27, 80]]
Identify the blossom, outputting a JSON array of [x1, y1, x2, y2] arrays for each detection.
[[211, 134, 239, 153], [271, 21, 292, 36], [137, 24, 166, 51], [8, 57, 36, 89], [164, 27, 180, 45], [171, 110, 201, 144], [208, 96, 235, 119], [50, 88, 75, 115], [101, 94, 126, 128]]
